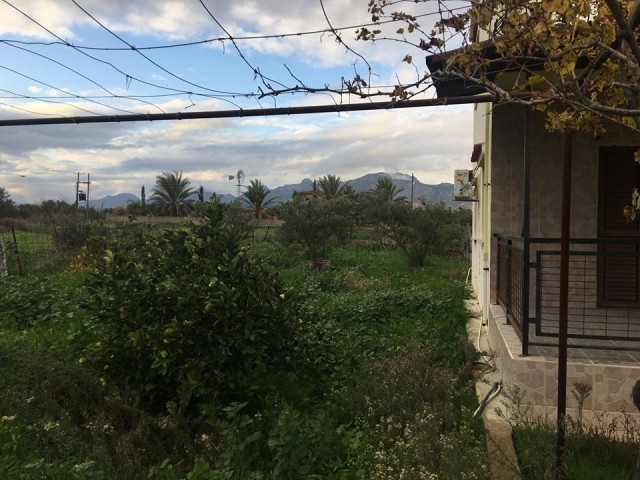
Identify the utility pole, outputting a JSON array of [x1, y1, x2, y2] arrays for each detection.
[[74, 172, 81, 209], [73, 172, 91, 217], [410, 173, 415, 209], [86, 173, 90, 220]]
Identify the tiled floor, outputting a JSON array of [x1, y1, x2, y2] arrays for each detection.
[[488, 303, 640, 417], [524, 320, 640, 364], [528, 344, 640, 365]]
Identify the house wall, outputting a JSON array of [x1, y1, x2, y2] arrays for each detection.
[[480, 105, 640, 419], [488, 104, 640, 303], [488, 302, 640, 426], [470, 102, 492, 321]]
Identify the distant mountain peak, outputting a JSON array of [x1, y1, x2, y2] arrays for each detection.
[[91, 172, 458, 209], [388, 172, 413, 181]]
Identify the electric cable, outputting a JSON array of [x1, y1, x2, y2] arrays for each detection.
[[1, 0, 239, 110], [0, 41, 166, 113], [0, 65, 132, 115], [0, 9, 469, 51], [71, 0, 244, 97], [0, 0, 480, 117]]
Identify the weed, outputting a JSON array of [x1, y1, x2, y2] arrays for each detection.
[[0, 235, 483, 478], [500, 383, 638, 479]]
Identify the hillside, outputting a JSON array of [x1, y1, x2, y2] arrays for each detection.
[[91, 173, 459, 209]]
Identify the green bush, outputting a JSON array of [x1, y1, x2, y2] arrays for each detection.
[[82, 200, 297, 415], [0, 340, 223, 479], [222, 200, 258, 234], [278, 197, 354, 260], [211, 401, 365, 480], [372, 201, 471, 267], [0, 274, 85, 330]]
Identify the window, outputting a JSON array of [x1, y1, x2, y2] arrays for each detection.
[[597, 146, 640, 307]]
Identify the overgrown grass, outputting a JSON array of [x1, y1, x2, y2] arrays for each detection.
[[501, 384, 639, 479], [0, 240, 489, 479], [513, 422, 637, 479]]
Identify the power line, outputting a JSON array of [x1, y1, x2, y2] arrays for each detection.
[[72, 0, 252, 97], [0, 8, 468, 52], [0, 41, 167, 114], [0, 100, 67, 118], [0, 0, 246, 109], [0, 65, 140, 115], [197, 0, 290, 93], [0, 0, 476, 116], [0, 87, 110, 116]]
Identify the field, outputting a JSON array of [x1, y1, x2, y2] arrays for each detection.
[[2, 213, 640, 478], [0, 217, 493, 479]]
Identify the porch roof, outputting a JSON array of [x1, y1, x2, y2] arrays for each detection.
[[425, 40, 587, 99]]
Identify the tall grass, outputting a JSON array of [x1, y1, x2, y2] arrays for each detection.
[[500, 384, 639, 479], [0, 241, 489, 479]]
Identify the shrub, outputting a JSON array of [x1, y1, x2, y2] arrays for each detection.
[[82, 199, 296, 415], [222, 199, 258, 233], [278, 197, 354, 260], [211, 401, 365, 480], [0, 273, 87, 332], [0, 342, 219, 479], [373, 201, 471, 267]]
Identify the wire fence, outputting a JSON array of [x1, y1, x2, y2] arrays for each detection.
[[0, 223, 71, 276]]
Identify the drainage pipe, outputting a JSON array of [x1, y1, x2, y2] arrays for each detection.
[[473, 381, 502, 418]]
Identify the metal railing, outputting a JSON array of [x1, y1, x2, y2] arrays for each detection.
[[495, 234, 640, 353]]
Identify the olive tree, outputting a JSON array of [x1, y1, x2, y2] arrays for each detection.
[[278, 196, 354, 261]]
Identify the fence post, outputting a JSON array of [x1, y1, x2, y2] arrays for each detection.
[[11, 225, 23, 276], [0, 232, 7, 277]]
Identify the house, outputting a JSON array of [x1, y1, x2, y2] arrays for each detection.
[[427, 9, 640, 419]]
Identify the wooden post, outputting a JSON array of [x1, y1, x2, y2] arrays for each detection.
[[0, 232, 7, 277], [11, 225, 23, 276]]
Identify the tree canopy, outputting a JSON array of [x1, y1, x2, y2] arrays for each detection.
[[151, 171, 196, 216], [242, 179, 275, 219], [0, 187, 17, 218], [318, 174, 350, 199], [357, 0, 640, 135], [372, 175, 406, 203]]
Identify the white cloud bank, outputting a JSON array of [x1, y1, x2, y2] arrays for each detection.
[[0, 0, 476, 203]]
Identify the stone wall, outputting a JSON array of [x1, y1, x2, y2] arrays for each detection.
[[488, 302, 640, 429]]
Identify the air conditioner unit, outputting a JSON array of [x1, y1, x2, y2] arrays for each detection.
[[453, 169, 477, 201]]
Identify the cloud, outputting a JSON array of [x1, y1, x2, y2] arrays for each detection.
[[0, 1, 475, 203], [0, 0, 461, 88], [1, 102, 472, 202]]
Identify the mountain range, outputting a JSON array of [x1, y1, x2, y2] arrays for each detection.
[[90, 172, 459, 209]]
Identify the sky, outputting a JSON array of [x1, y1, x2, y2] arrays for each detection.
[[0, 0, 474, 203]]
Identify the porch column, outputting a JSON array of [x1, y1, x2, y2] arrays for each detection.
[[555, 132, 573, 480], [521, 108, 531, 356]]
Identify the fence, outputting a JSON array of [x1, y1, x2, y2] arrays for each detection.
[[0, 223, 69, 276], [495, 234, 640, 353]]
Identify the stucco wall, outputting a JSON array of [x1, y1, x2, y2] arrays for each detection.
[[488, 105, 640, 302], [490, 104, 640, 239]]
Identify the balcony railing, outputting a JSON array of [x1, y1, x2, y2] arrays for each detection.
[[495, 234, 640, 354]]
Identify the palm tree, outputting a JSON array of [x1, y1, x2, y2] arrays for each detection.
[[373, 175, 406, 203], [318, 174, 349, 199], [151, 170, 196, 216], [242, 179, 276, 219]]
